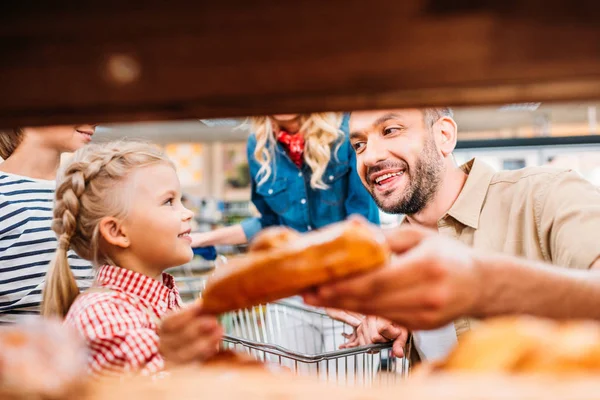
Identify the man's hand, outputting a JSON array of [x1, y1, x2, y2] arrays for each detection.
[[304, 225, 482, 331], [158, 302, 223, 366]]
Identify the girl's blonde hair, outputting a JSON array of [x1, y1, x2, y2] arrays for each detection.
[[41, 141, 172, 318], [0, 128, 24, 160], [251, 113, 343, 190]]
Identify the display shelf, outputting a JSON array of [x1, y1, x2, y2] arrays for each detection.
[[223, 187, 251, 202]]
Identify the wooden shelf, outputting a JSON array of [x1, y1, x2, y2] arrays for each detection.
[[1, 1, 600, 126]]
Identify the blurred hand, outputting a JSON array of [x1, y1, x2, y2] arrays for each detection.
[[158, 301, 223, 366], [304, 225, 482, 331]]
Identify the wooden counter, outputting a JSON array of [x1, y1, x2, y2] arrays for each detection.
[[85, 367, 600, 400]]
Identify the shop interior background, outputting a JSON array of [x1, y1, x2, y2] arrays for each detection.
[[3, 102, 600, 230], [3, 101, 599, 299]]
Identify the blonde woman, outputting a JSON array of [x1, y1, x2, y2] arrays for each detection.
[[191, 113, 379, 247]]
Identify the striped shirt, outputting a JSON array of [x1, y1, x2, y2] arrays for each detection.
[[65, 264, 182, 376], [0, 172, 93, 324]]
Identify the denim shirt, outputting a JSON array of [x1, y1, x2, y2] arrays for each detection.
[[240, 115, 380, 240]]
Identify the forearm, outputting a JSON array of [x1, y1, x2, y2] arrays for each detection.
[[193, 225, 248, 247], [474, 253, 600, 320]]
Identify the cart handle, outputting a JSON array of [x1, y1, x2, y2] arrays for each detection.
[[222, 334, 396, 363]]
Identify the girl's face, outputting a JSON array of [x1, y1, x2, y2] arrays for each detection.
[[27, 125, 97, 153], [120, 163, 195, 275]]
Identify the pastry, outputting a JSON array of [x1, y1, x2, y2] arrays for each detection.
[[0, 319, 87, 399], [203, 350, 265, 369], [436, 316, 600, 375], [247, 226, 300, 252], [201, 219, 389, 314]]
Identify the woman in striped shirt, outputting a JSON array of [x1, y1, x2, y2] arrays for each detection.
[[42, 141, 222, 376], [0, 125, 97, 323]]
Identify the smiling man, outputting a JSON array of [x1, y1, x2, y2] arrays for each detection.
[[310, 108, 600, 361], [350, 109, 461, 223], [349, 108, 600, 276]]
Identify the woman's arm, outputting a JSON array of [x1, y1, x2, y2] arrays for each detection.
[[190, 224, 248, 247], [191, 135, 280, 247]]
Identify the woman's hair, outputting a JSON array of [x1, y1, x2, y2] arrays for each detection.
[[41, 141, 172, 318], [251, 113, 343, 190], [0, 128, 24, 160]]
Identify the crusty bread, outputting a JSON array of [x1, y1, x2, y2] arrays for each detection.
[[203, 350, 266, 369], [434, 316, 600, 375], [247, 226, 300, 252], [0, 320, 88, 399], [87, 365, 600, 400], [201, 219, 389, 314]]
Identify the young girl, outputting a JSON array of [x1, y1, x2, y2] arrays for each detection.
[[42, 141, 222, 376], [0, 125, 96, 323]]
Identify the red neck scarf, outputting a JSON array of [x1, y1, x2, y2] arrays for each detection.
[[277, 130, 305, 168]]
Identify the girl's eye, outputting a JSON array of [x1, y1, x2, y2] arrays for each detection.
[[164, 198, 174, 206]]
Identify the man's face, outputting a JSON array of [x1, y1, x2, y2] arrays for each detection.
[[349, 109, 445, 215]]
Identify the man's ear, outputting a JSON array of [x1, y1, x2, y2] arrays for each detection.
[[98, 217, 130, 249], [433, 117, 458, 157]]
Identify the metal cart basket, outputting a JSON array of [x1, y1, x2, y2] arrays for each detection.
[[221, 297, 409, 387], [171, 249, 410, 386]]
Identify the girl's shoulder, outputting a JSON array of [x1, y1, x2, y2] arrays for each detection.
[[65, 289, 148, 329]]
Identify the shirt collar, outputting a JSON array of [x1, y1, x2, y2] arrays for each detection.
[[445, 157, 495, 229], [95, 264, 180, 313]]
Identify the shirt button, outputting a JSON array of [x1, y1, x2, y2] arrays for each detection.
[[300, 198, 307, 204], [329, 175, 334, 181], [268, 189, 273, 195], [307, 226, 312, 231], [298, 172, 303, 177]]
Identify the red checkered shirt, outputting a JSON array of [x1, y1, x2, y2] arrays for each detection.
[[65, 264, 182, 376]]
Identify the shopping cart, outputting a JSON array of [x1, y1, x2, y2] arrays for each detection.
[[220, 298, 410, 387], [175, 248, 410, 386]]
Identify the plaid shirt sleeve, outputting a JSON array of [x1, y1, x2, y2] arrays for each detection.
[[68, 293, 164, 376]]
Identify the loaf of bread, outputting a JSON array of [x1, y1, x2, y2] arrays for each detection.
[[434, 317, 600, 375], [0, 320, 88, 399], [203, 350, 265, 369], [247, 226, 300, 252], [201, 219, 389, 314]]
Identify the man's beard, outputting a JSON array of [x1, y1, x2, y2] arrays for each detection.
[[370, 138, 444, 215]]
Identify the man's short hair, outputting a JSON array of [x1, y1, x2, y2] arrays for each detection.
[[424, 108, 453, 127]]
